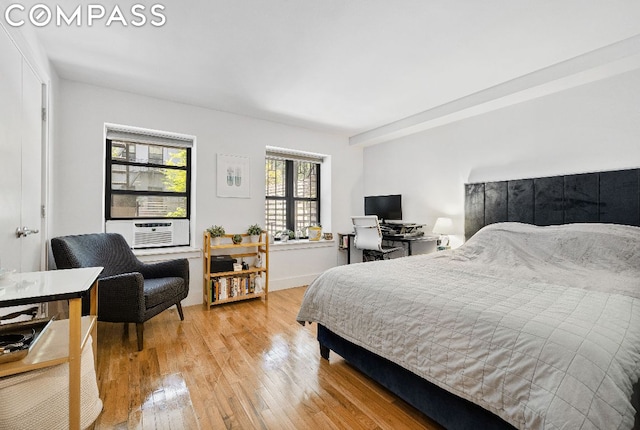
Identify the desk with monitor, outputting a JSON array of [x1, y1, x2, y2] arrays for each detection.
[[343, 194, 438, 263], [338, 230, 439, 264]]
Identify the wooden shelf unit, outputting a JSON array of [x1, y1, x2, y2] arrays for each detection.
[[203, 231, 269, 307]]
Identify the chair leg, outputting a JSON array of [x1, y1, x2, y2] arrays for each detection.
[[176, 302, 184, 321], [136, 323, 144, 351]]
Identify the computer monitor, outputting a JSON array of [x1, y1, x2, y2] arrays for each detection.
[[364, 194, 402, 222]]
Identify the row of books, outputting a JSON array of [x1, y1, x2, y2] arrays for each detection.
[[210, 273, 262, 301]]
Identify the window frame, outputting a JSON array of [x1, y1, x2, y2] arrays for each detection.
[[265, 157, 321, 235], [105, 138, 192, 220]]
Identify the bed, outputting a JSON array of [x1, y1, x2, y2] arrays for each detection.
[[296, 168, 640, 430]]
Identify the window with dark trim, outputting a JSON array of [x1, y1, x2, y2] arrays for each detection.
[[265, 155, 320, 238], [106, 139, 191, 219]]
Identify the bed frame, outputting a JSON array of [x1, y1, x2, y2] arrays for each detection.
[[318, 325, 514, 429], [464, 168, 640, 239], [317, 167, 640, 430]]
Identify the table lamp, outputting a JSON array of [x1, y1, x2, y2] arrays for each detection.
[[432, 217, 454, 249]]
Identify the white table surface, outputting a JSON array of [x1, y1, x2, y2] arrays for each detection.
[[0, 267, 103, 306]]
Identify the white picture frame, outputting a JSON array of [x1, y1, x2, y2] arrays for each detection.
[[217, 154, 251, 198]]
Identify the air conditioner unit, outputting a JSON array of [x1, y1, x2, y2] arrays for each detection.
[[133, 221, 173, 248], [105, 219, 190, 249]]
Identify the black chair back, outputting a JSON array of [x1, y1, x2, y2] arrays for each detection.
[[51, 233, 140, 277]]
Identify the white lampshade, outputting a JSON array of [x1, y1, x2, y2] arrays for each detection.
[[432, 217, 454, 235]]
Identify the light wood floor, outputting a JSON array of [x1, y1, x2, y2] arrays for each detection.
[[93, 287, 443, 429]]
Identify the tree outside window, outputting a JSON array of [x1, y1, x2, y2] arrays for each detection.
[[106, 140, 190, 219]]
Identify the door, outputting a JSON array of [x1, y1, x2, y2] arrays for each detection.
[[0, 27, 45, 322], [0, 28, 44, 274], [0, 26, 23, 273]]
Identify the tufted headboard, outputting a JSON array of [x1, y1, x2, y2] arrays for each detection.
[[464, 168, 640, 239]]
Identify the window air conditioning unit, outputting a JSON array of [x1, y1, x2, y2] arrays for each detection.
[[105, 219, 190, 249], [133, 221, 173, 248]]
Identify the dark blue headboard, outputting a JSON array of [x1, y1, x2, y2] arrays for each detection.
[[464, 168, 640, 239]]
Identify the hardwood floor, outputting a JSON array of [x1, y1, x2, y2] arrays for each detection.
[[93, 287, 443, 429]]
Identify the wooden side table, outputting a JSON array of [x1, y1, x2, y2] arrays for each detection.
[[0, 267, 101, 430]]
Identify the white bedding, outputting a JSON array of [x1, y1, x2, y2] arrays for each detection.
[[297, 222, 640, 430]]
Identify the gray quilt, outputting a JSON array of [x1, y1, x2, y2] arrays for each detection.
[[297, 222, 640, 430]]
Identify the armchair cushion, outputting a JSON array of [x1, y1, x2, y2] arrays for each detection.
[[144, 277, 185, 309]]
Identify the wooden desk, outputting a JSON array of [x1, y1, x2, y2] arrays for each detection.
[[0, 267, 101, 430], [338, 233, 438, 264]]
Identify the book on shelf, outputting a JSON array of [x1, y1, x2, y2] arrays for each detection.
[[232, 278, 240, 297], [219, 278, 228, 300]]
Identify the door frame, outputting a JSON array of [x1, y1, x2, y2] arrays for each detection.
[[39, 80, 49, 269]]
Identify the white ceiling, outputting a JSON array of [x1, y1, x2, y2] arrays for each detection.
[[24, 1, 640, 139]]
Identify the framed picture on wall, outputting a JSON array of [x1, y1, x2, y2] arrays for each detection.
[[217, 154, 251, 198]]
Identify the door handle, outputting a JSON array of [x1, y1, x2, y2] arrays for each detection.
[[15, 226, 39, 238]]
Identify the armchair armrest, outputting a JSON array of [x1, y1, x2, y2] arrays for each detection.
[[97, 272, 145, 322], [138, 258, 189, 284]]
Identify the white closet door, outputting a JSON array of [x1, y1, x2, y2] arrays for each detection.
[[0, 28, 45, 323], [0, 28, 24, 273], [0, 28, 44, 273]]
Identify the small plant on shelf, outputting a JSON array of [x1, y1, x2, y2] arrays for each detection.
[[207, 225, 225, 245], [247, 224, 263, 242], [207, 225, 225, 237], [232, 234, 243, 244]]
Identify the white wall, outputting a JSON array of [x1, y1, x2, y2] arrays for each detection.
[[363, 69, 640, 245], [52, 80, 363, 306]]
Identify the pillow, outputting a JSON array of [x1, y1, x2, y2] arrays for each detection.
[[457, 222, 640, 297]]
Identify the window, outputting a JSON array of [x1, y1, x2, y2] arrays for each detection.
[[105, 128, 192, 220], [265, 150, 321, 237]]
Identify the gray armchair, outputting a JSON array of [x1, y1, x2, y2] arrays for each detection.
[[51, 233, 189, 350]]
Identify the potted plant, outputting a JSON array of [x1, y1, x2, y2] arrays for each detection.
[[232, 234, 243, 245], [207, 225, 225, 246], [276, 229, 289, 242], [247, 224, 263, 242]]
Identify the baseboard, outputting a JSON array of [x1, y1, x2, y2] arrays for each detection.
[[269, 273, 321, 291]]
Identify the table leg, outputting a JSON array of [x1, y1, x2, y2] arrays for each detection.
[[89, 280, 98, 367], [68, 297, 82, 430]]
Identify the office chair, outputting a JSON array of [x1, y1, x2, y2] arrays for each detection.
[[352, 216, 404, 262]]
